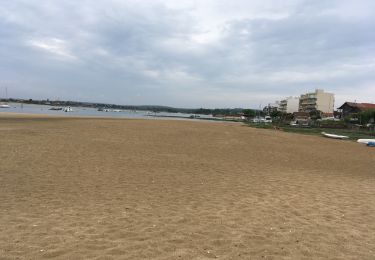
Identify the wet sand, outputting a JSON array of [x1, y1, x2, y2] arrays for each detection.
[[1, 114, 375, 259]]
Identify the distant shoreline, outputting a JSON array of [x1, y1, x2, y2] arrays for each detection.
[[0, 98, 249, 116], [0, 110, 243, 124]]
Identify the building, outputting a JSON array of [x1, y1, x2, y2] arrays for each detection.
[[279, 96, 299, 113], [320, 112, 334, 119], [293, 112, 310, 125], [263, 101, 280, 115], [299, 89, 334, 113], [337, 102, 375, 118]]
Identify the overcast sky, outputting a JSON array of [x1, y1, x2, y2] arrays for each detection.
[[0, 0, 374, 108]]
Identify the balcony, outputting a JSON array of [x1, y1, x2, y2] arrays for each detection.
[[301, 101, 317, 105]]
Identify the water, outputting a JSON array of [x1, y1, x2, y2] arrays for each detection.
[[0, 103, 214, 120]]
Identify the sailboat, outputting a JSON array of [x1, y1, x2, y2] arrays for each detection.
[[0, 87, 10, 108], [63, 106, 73, 112]]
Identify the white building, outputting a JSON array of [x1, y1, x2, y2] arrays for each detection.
[[299, 89, 334, 113], [279, 96, 300, 113]]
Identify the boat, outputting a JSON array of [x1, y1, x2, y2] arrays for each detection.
[[0, 104, 10, 108], [0, 87, 10, 108], [357, 139, 375, 144], [321, 132, 349, 140], [264, 116, 272, 123], [63, 106, 73, 112], [49, 107, 63, 110]]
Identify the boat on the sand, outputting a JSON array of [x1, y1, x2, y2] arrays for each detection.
[[357, 139, 375, 144], [321, 132, 349, 140]]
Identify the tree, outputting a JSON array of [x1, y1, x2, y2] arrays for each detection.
[[309, 110, 322, 120], [243, 109, 255, 118], [270, 110, 283, 118], [358, 109, 375, 124]]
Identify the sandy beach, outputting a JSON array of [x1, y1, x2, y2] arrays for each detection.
[[1, 113, 375, 259]]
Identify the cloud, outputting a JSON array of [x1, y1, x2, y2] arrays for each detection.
[[27, 38, 78, 61], [0, 0, 374, 107]]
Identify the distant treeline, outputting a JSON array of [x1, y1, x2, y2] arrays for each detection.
[[2, 98, 259, 116]]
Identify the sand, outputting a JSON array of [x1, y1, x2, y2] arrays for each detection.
[[1, 113, 375, 259]]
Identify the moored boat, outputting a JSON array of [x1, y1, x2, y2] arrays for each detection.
[[0, 104, 10, 108], [49, 107, 63, 110], [63, 106, 73, 112]]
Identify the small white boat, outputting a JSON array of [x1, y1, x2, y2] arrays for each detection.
[[1, 87, 10, 108], [264, 116, 272, 123], [321, 132, 349, 140], [357, 139, 375, 144], [63, 106, 73, 112]]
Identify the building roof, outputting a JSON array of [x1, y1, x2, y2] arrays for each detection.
[[338, 102, 375, 110], [321, 112, 334, 117], [293, 112, 310, 116], [293, 112, 310, 118]]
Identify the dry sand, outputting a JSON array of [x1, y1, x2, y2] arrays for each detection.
[[1, 113, 375, 259]]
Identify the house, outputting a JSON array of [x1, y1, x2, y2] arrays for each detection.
[[223, 115, 245, 121], [215, 114, 245, 121], [293, 112, 310, 120], [292, 112, 310, 125], [333, 110, 341, 119], [321, 112, 334, 119], [337, 102, 375, 118], [299, 89, 334, 113]]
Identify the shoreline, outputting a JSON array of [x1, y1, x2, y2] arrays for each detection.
[[0, 111, 243, 124]]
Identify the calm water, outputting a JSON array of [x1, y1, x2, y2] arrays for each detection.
[[0, 103, 213, 120]]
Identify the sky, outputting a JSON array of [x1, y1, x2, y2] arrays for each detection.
[[0, 0, 374, 108]]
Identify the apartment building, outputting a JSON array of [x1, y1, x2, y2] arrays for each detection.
[[299, 89, 334, 113], [279, 96, 300, 113], [263, 101, 280, 115]]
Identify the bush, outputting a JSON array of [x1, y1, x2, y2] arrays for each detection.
[[358, 109, 375, 124]]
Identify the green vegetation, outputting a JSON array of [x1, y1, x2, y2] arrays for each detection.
[[309, 110, 322, 120], [358, 109, 375, 124], [344, 109, 375, 125], [243, 109, 256, 118], [246, 122, 374, 141], [270, 110, 283, 118]]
